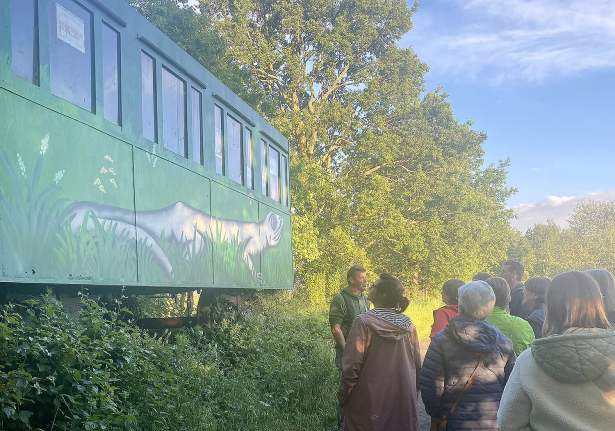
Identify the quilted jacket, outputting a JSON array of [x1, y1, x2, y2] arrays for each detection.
[[420, 318, 516, 430], [498, 328, 615, 431]]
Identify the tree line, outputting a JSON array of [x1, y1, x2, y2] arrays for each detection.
[[127, 0, 614, 303]]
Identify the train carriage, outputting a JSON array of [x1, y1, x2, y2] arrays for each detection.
[[0, 0, 293, 297]]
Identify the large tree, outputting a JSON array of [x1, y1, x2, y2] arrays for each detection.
[[131, 0, 518, 301]]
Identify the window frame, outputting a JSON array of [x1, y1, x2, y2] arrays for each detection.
[[101, 20, 121, 126], [161, 64, 188, 158]]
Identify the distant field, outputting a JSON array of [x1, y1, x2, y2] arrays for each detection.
[[405, 297, 443, 340]]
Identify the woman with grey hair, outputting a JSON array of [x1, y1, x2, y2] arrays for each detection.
[[421, 281, 516, 431]]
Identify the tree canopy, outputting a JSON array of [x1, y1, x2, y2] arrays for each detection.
[[129, 0, 520, 302]]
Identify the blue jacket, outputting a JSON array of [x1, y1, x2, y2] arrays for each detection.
[[420, 318, 516, 431], [509, 283, 530, 319]]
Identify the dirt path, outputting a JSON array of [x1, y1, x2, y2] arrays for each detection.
[[418, 337, 433, 430]]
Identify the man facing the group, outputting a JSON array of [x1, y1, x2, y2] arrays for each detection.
[[329, 265, 370, 428], [500, 260, 530, 319]]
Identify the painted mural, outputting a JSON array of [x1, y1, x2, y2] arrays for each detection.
[[0, 91, 293, 289]]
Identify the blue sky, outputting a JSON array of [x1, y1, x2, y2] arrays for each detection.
[[399, 0, 615, 231]]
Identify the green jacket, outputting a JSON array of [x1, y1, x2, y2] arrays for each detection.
[[329, 287, 370, 339], [486, 306, 534, 356]]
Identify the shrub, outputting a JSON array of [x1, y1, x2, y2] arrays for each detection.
[[0, 292, 339, 430]]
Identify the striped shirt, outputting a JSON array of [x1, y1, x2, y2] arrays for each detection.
[[368, 308, 412, 330]]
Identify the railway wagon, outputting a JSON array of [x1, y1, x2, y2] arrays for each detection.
[[0, 0, 293, 298]]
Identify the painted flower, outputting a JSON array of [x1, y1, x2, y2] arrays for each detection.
[[105, 155, 114, 163], [108, 167, 116, 176], [54, 170, 65, 184], [99, 184, 106, 193], [110, 178, 117, 188], [17, 153, 26, 179], [100, 167, 108, 174], [40, 134, 49, 155], [94, 178, 102, 186]]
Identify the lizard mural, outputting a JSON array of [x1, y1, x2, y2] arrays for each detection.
[[63, 201, 284, 278]]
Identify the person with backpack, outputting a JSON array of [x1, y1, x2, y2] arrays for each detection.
[[329, 265, 371, 428]]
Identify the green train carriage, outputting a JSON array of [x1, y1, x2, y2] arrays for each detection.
[[0, 0, 293, 301]]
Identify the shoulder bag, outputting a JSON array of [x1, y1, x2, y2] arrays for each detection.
[[430, 353, 485, 431]]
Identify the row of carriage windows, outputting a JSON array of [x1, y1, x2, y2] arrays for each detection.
[[8, 0, 288, 205]]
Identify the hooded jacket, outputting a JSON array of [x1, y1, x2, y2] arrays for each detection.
[[338, 311, 421, 431], [430, 304, 459, 338], [420, 318, 516, 431], [498, 328, 615, 431]]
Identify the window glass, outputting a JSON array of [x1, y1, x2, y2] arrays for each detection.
[[214, 105, 224, 175], [10, 0, 38, 84], [261, 139, 267, 196], [227, 115, 243, 185], [281, 154, 288, 205], [191, 88, 202, 164], [246, 129, 254, 189], [269, 146, 280, 202], [141, 52, 156, 142], [102, 23, 120, 125], [48, 0, 93, 111], [162, 67, 186, 156]]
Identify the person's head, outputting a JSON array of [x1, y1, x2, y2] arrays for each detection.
[[586, 269, 615, 316], [368, 273, 410, 313], [441, 279, 465, 305], [458, 280, 496, 321], [472, 272, 492, 281], [543, 271, 611, 336], [523, 277, 550, 307], [499, 260, 524, 288], [347, 265, 367, 292], [485, 277, 511, 309]]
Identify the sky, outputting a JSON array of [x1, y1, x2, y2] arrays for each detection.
[[399, 0, 615, 232]]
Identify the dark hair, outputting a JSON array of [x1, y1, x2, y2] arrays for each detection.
[[375, 273, 410, 313], [441, 279, 465, 305], [502, 260, 524, 281], [347, 265, 366, 283], [543, 271, 611, 336], [524, 277, 550, 303], [472, 272, 491, 281], [586, 269, 615, 316], [485, 277, 510, 308]]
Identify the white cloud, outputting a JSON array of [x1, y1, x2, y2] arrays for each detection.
[[511, 190, 615, 232], [404, 0, 615, 83]]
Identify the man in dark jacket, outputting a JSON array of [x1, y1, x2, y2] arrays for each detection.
[[421, 281, 516, 431], [500, 260, 530, 319]]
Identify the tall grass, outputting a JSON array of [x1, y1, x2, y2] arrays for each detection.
[[405, 297, 443, 340]]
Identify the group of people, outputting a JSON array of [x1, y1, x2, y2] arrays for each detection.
[[329, 262, 615, 430]]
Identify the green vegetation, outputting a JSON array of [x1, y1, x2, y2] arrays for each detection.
[[129, 0, 519, 300], [0, 293, 341, 431]]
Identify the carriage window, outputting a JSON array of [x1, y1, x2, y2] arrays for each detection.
[[269, 146, 280, 202], [261, 139, 267, 196], [162, 67, 186, 157], [227, 115, 243, 185], [49, 0, 93, 111], [191, 88, 202, 164], [141, 51, 156, 142], [281, 154, 288, 205], [102, 23, 120, 125], [246, 129, 254, 189], [214, 105, 224, 175], [10, 0, 38, 84]]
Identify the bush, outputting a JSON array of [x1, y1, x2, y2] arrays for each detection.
[[0, 293, 339, 430]]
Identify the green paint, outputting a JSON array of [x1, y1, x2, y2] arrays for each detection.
[[0, 0, 292, 290]]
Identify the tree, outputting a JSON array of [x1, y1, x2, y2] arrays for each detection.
[[132, 0, 519, 299]]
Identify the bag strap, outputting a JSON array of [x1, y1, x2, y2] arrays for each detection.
[[448, 353, 485, 417]]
